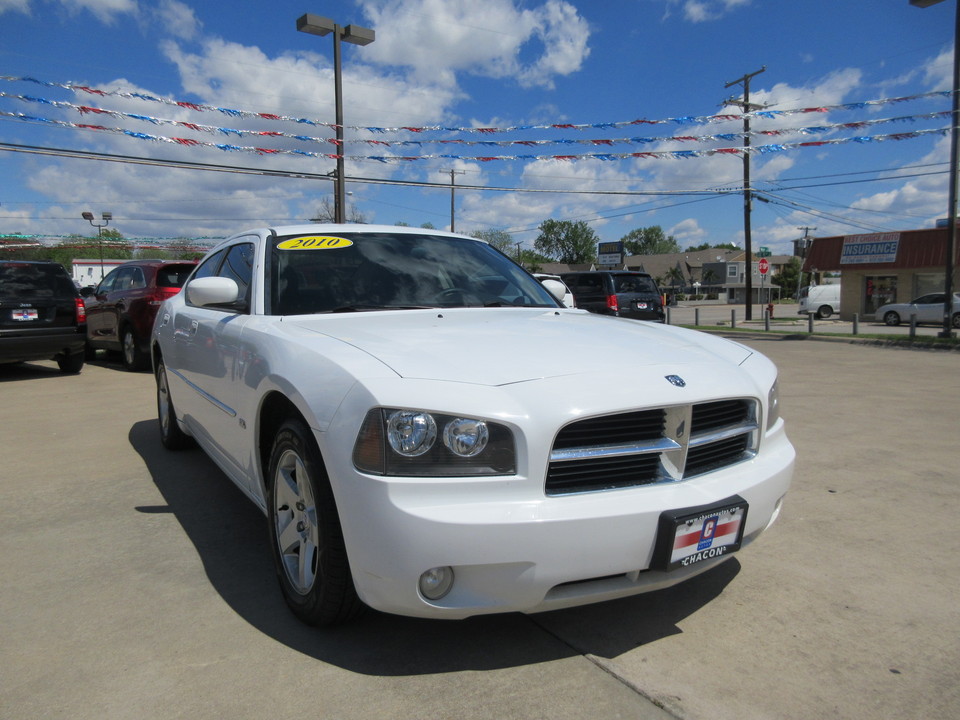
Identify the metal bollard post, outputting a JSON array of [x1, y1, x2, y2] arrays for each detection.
[[808, 313, 815, 333], [764, 308, 770, 331], [666, 306, 671, 325], [695, 308, 700, 326], [910, 314, 917, 339], [731, 309, 736, 329], [853, 313, 859, 335]]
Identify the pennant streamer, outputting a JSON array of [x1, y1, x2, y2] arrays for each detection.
[[0, 74, 952, 164]]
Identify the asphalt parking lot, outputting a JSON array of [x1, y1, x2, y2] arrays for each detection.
[[2, 337, 958, 720]]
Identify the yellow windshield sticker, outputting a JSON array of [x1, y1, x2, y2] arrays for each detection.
[[277, 236, 354, 250]]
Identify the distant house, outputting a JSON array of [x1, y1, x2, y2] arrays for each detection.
[[71, 258, 127, 287]]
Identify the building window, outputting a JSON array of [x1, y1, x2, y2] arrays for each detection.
[[865, 276, 897, 315]]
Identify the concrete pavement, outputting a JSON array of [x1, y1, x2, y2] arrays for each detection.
[[1, 338, 958, 720]]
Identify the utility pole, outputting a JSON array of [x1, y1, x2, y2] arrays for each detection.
[[795, 226, 816, 301], [439, 169, 466, 232], [724, 66, 766, 320]]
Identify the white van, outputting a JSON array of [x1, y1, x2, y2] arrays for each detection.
[[798, 284, 840, 319]]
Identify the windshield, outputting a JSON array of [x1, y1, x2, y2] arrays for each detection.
[[270, 231, 559, 315]]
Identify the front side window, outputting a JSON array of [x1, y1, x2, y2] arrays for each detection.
[[270, 232, 557, 316]]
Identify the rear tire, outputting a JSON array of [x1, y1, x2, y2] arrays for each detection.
[[816, 305, 832, 319], [56, 351, 84, 374], [952, 313, 960, 329], [156, 359, 194, 450], [267, 418, 363, 626], [884, 311, 901, 327]]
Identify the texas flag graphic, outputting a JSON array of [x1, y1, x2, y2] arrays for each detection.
[[670, 509, 744, 567]]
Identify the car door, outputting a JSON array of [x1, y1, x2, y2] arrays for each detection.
[[915, 294, 944, 323], [172, 242, 257, 487], [97, 266, 137, 345], [84, 267, 115, 340]]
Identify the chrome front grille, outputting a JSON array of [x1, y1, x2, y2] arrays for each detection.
[[545, 399, 758, 496]]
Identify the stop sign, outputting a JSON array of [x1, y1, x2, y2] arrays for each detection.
[[758, 257, 769, 275]]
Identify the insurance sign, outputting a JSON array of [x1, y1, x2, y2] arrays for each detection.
[[840, 232, 900, 265]]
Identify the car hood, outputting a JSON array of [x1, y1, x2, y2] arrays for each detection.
[[286, 308, 752, 387]]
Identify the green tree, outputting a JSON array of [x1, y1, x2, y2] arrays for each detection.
[[771, 256, 801, 295], [534, 219, 598, 264], [471, 228, 515, 255], [620, 226, 680, 255], [685, 241, 739, 252]]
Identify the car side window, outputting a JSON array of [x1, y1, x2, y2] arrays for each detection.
[[113, 267, 136, 292], [192, 249, 227, 281], [97, 268, 119, 294], [131, 267, 146, 290], [218, 243, 255, 310]]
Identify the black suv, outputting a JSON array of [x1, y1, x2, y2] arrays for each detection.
[[0, 260, 87, 373], [561, 271, 665, 322]]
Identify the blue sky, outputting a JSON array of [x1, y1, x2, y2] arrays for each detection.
[[0, 0, 954, 255]]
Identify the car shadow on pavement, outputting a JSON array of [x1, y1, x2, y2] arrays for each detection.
[[129, 419, 738, 676]]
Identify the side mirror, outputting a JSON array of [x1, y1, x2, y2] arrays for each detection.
[[540, 279, 568, 304], [186, 276, 241, 307]]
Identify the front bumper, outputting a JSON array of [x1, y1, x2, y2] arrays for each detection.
[[325, 423, 795, 619]]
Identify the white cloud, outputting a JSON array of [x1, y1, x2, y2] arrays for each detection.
[[675, 0, 751, 23], [356, 0, 590, 89], [669, 218, 706, 244], [152, 0, 200, 41], [0, 0, 30, 15]]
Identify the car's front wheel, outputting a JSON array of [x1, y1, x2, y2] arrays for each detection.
[[884, 311, 901, 326], [156, 359, 194, 450], [267, 418, 363, 626], [952, 313, 960, 329], [816, 305, 833, 319]]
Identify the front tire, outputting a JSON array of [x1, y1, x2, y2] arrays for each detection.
[[952, 313, 960, 329], [156, 359, 193, 450], [884, 311, 901, 326], [267, 418, 363, 626], [816, 305, 832, 319]]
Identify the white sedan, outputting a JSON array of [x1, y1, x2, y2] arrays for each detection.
[[875, 292, 960, 328], [152, 225, 794, 625]]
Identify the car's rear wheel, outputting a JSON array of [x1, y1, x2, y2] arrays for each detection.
[[267, 418, 363, 626], [816, 305, 832, 319], [884, 311, 901, 326], [156, 359, 193, 450], [122, 326, 149, 371], [56, 351, 84, 374], [952, 313, 960, 329]]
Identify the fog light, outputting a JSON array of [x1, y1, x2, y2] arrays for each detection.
[[418, 566, 454, 601]]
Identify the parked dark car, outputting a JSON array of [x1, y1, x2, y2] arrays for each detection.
[[0, 260, 87, 373], [560, 271, 665, 322], [82, 259, 197, 370]]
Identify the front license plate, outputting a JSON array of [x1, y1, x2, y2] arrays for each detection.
[[12, 308, 39, 321], [653, 496, 748, 571]]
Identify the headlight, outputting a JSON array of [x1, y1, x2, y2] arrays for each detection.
[[766, 377, 781, 430], [387, 411, 437, 456], [354, 408, 515, 476]]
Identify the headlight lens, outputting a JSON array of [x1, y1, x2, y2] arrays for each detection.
[[443, 417, 489, 457], [386, 410, 437, 457], [766, 378, 781, 430], [354, 408, 515, 476]]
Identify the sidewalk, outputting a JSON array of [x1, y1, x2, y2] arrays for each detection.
[[665, 301, 952, 339]]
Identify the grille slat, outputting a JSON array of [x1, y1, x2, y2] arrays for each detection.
[[546, 400, 756, 496]]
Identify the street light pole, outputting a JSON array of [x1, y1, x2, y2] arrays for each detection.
[[297, 14, 375, 224], [82, 211, 111, 280]]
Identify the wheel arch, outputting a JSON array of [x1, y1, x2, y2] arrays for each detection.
[[258, 392, 315, 490]]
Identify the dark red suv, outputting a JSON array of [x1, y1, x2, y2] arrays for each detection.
[[82, 260, 196, 370]]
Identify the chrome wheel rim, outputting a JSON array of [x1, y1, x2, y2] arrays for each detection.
[[123, 330, 136, 367], [157, 365, 172, 438], [273, 448, 320, 594]]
